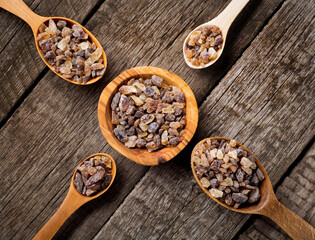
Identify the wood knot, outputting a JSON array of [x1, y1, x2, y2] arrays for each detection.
[[158, 157, 167, 165]]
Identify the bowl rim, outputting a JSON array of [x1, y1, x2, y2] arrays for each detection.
[[98, 66, 198, 166]]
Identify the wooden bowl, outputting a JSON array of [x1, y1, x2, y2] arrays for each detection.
[[98, 66, 198, 166]]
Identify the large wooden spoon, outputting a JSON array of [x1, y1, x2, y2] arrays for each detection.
[[0, 0, 107, 85], [183, 0, 249, 69], [191, 137, 315, 240], [33, 153, 116, 240]]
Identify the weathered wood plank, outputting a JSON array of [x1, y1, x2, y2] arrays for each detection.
[[92, 0, 315, 239], [237, 142, 315, 240], [0, 0, 291, 239], [0, 0, 100, 123], [0, 0, 34, 52]]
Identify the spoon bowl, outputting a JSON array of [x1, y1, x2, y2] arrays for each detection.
[[183, 22, 227, 70], [183, 0, 249, 69], [191, 137, 271, 213], [191, 137, 315, 239], [33, 153, 116, 240], [98, 66, 198, 166], [71, 153, 116, 199], [0, 0, 107, 85]]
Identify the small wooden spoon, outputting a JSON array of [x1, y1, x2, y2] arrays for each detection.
[[183, 0, 249, 69], [98, 66, 198, 166], [33, 153, 116, 240], [191, 137, 315, 240], [0, 0, 107, 85]]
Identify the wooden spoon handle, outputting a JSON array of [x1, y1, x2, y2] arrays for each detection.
[[262, 198, 315, 240], [0, 0, 45, 33], [214, 0, 250, 31], [33, 191, 84, 240]]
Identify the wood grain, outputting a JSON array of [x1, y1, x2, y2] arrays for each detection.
[[98, 66, 198, 166], [0, 0, 300, 239], [0, 0, 100, 122], [92, 0, 315, 239], [237, 142, 315, 240], [0, 0, 34, 52]]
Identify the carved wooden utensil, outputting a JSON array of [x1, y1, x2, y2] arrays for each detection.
[[98, 66, 198, 166], [191, 137, 315, 240], [33, 153, 116, 240], [183, 0, 249, 69], [0, 0, 107, 85]]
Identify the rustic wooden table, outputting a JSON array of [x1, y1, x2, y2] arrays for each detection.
[[0, 0, 314, 239]]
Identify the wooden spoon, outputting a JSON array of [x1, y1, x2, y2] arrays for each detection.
[[183, 0, 249, 69], [0, 0, 107, 85], [33, 153, 116, 240], [98, 66, 198, 166], [191, 137, 315, 240]]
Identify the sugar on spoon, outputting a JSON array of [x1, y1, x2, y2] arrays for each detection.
[[191, 137, 315, 240], [33, 153, 116, 240], [183, 0, 249, 69], [0, 0, 107, 85]]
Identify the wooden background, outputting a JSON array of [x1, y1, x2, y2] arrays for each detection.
[[0, 0, 314, 239]]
